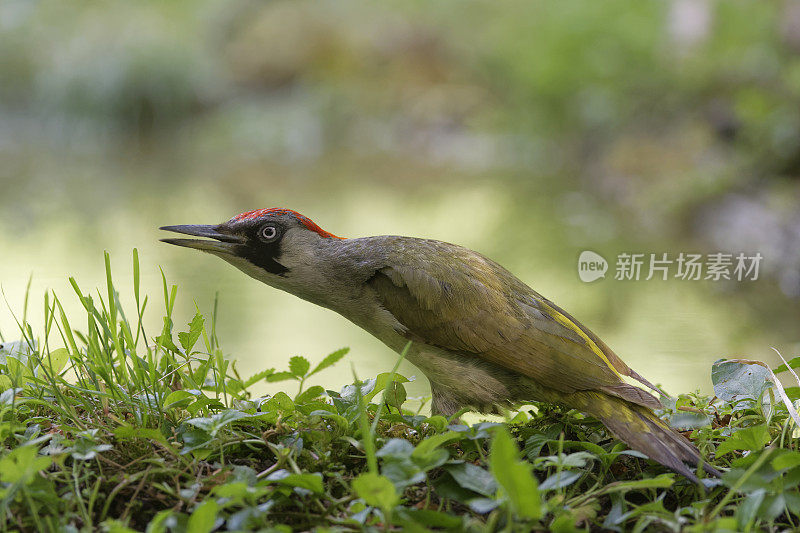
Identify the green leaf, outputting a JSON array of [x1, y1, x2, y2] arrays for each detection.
[[277, 473, 324, 494], [539, 471, 582, 491], [377, 439, 426, 488], [536, 451, 595, 469], [103, 520, 139, 533], [737, 489, 765, 532], [264, 392, 295, 413], [489, 427, 541, 519], [352, 472, 399, 511], [550, 513, 584, 533], [186, 395, 216, 416], [178, 428, 212, 454], [156, 314, 180, 353], [145, 509, 174, 533], [40, 348, 70, 375], [774, 356, 800, 374], [785, 387, 800, 401], [296, 385, 325, 404], [155, 331, 180, 353], [163, 390, 197, 409], [446, 462, 497, 497], [309, 347, 349, 376], [712, 360, 773, 403], [71, 435, 113, 461], [310, 410, 349, 433], [668, 411, 712, 430], [412, 432, 462, 465], [212, 482, 253, 500], [378, 438, 415, 459], [364, 372, 410, 402], [424, 416, 449, 433], [289, 355, 311, 377], [0, 446, 52, 484], [384, 381, 407, 411], [397, 508, 462, 529], [6, 356, 33, 385], [242, 368, 276, 389], [178, 312, 205, 353], [266, 371, 296, 383], [187, 410, 251, 437], [717, 425, 770, 456], [785, 491, 800, 516], [187, 499, 217, 533], [598, 473, 675, 494], [773, 451, 800, 471]]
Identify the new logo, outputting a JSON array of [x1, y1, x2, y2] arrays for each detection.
[[578, 251, 608, 282]]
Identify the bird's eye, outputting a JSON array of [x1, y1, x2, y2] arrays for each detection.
[[258, 224, 280, 242]]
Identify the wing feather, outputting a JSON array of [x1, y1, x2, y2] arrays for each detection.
[[366, 239, 660, 409]]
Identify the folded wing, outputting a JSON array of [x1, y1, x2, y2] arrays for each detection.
[[366, 239, 661, 410]]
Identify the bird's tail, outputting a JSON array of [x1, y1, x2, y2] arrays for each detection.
[[569, 391, 719, 483]]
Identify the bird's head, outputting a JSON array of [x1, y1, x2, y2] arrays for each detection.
[[160, 208, 344, 285]]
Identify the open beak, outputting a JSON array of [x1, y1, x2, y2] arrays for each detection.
[[159, 225, 243, 255]]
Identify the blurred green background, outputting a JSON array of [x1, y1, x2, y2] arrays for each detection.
[[2, 0, 799, 402]]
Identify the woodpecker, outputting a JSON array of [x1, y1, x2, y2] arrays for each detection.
[[161, 207, 718, 482]]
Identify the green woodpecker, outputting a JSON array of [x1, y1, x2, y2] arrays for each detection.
[[161, 208, 718, 482]]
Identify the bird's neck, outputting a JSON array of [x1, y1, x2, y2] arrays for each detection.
[[262, 237, 366, 311]]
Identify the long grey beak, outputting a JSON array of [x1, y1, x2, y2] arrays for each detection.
[[159, 225, 242, 254]]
